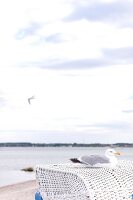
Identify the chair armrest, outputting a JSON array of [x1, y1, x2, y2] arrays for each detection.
[[36, 166, 89, 200]]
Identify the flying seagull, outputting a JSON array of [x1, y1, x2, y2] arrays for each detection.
[[28, 95, 35, 104], [70, 149, 121, 168]]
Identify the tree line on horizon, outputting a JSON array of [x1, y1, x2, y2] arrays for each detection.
[[0, 142, 132, 147]]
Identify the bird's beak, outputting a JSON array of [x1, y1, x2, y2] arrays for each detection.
[[114, 152, 121, 156]]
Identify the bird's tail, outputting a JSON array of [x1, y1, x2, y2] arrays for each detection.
[[70, 158, 81, 163]]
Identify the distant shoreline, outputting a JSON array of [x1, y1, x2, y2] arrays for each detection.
[[0, 142, 133, 147]]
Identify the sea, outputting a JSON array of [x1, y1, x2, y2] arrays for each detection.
[[0, 147, 133, 187]]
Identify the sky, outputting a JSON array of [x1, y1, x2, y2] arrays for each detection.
[[0, 0, 133, 143]]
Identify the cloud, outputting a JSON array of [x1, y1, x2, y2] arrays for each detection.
[[44, 33, 64, 43], [19, 58, 108, 70], [19, 45, 133, 70], [66, 0, 133, 27], [41, 58, 109, 69], [128, 95, 133, 100], [78, 122, 131, 130], [103, 47, 133, 63], [15, 22, 42, 40], [122, 110, 133, 113], [0, 97, 7, 108], [43, 33, 75, 44]]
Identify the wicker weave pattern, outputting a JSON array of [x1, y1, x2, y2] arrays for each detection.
[[36, 160, 133, 200]]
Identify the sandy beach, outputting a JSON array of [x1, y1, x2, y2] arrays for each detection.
[[0, 180, 37, 200]]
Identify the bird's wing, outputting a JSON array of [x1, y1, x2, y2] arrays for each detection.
[[79, 155, 110, 166], [31, 96, 35, 99], [28, 96, 35, 104], [28, 98, 31, 104]]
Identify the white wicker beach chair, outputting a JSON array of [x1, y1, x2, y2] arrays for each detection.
[[35, 160, 133, 200]]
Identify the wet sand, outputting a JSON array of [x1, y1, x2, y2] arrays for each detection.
[[0, 180, 37, 200]]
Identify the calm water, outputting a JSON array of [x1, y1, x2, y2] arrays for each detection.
[[0, 147, 133, 187]]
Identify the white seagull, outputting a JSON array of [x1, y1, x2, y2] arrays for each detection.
[[70, 149, 121, 168], [28, 95, 35, 104]]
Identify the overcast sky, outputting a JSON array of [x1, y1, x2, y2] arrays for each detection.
[[0, 0, 133, 143]]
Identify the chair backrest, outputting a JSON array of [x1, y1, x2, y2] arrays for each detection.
[[36, 160, 133, 200]]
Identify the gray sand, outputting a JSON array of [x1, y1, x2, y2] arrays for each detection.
[[0, 180, 37, 200]]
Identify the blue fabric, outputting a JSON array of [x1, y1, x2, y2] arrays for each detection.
[[35, 192, 43, 200]]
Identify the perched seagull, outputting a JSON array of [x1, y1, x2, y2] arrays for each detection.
[[70, 149, 121, 168], [28, 95, 35, 104]]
